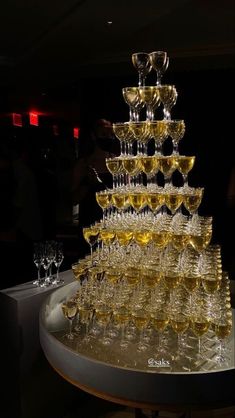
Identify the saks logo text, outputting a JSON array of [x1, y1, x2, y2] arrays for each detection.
[[148, 358, 170, 368]]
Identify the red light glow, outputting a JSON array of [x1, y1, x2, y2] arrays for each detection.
[[73, 127, 80, 139], [12, 113, 23, 127], [29, 112, 39, 126]]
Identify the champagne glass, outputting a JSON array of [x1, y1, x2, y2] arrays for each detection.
[[176, 155, 195, 186], [171, 313, 190, 358], [52, 241, 64, 285], [191, 314, 210, 360], [149, 51, 168, 86], [132, 308, 150, 351], [83, 225, 100, 266], [167, 119, 185, 154], [122, 87, 143, 121], [33, 242, 43, 286], [158, 85, 178, 120], [95, 305, 113, 345], [214, 316, 232, 366], [132, 52, 152, 87], [61, 300, 78, 340], [113, 306, 130, 349]]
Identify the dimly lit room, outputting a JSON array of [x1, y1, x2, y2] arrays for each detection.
[[0, 1, 235, 417]]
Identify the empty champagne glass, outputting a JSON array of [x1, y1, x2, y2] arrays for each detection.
[[149, 51, 168, 86], [52, 242, 64, 285], [132, 52, 152, 87], [33, 242, 43, 286]]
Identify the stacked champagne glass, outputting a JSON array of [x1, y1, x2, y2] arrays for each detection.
[[62, 51, 233, 372]]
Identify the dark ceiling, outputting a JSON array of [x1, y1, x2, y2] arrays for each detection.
[[0, 0, 234, 90]]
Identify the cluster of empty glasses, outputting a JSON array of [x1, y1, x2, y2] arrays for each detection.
[[60, 253, 232, 371], [33, 240, 64, 287]]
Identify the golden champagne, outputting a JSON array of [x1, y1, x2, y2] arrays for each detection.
[[138, 86, 159, 106], [132, 310, 149, 330], [99, 229, 116, 245], [164, 272, 182, 290], [189, 232, 212, 252], [96, 192, 111, 209], [116, 230, 133, 246], [158, 85, 177, 106], [129, 192, 146, 211], [134, 230, 152, 246], [62, 301, 77, 320], [83, 227, 99, 246], [123, 158, 141, 175], [171, 315, 190, 334], [78, 305, 93, 324], [167, 120, 185, 141], [183, 274, 200, 292], [176, 156, 195, 175], [151, 231, 170, 248], [165, 193, 183, 213], [113, 307, 130, 325], [105, 268, 122, 284], [111, 193, 127, 210], [95, 307, 112, 326], [122, 87, 140, 107], [215, 323, 232, 339], [171, 234, 190, 251], [151, 312, 169, 332], [124, 268, 140, 286], [72, 263, 87, 280], [202, 276, 221, 293], [142, 269, 161, 288], [140, 156, 157, 175], [147, 193, 165, 212], [183, 192, 203, 213], [113, 122, 130, 140], [158, 156, 177, 176], [191, 316, 210, 337], [106, 158, 122, 175]]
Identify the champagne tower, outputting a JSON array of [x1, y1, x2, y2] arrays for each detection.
[[74, 51, 233, 372]]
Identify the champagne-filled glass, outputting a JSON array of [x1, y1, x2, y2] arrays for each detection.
[[132, 52, 152, 87], [61, 300, 78, 340], [158, 85, 177, 120], [122, 87, 143, 121], [167, 119, 185, 154], [83, 225, 100, 266], [176, 155, 195, 186]]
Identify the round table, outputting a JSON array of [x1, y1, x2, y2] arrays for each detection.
[[39, 281, 235, 412]]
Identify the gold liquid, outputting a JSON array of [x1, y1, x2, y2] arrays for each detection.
[[202, 276, 221, 293], [83, 227, 99, 246], [215, 323, 232, 339], [158, 156, 177, 176], [106, 159, 122, 175], [183, 194, 202, 213], [129, 193, 146, 211], [95, 308, 112, 326], [164, 272, 182, 290], [62, 302, 77, 320], [171, 234, 189, 251], [191, 317, 210, 336], [140, 156, 157, 175], [151, 231, 170, 248], [134, 230, 152, 246], [132, 311, 149, 330], [99, 229, 116, 245], [165, 193, 183, 213], [116, 230, 133, 246], [79, 305, 93, 324], [189, 232, 212, 252], [123, 158, 141, 175], [96, 192, 111, 209], [111, 193, 127, 209], [147, 193, 165, 212], [176, 156, 195, 175], [113, 308, 130, 325], [151, 312, 169, 332], [183, 274, 200, 292], [171, 316, 189, 334]]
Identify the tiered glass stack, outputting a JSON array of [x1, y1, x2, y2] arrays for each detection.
[[63, 51, 233, 373]]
